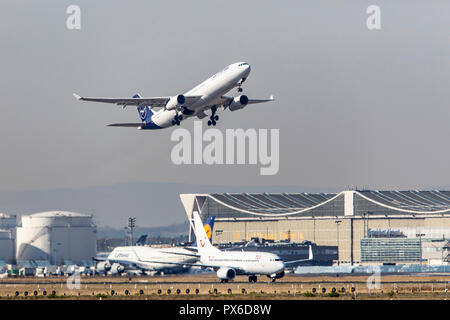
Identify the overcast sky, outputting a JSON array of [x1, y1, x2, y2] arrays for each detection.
[[1, 1, 449, 196]]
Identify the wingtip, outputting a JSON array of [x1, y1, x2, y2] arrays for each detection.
[[73, 93, 82, 100]]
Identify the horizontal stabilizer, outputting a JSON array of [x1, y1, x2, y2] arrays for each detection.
[[284, 245, 313, 265]]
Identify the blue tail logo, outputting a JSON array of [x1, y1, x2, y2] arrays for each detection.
[[204, 216, 215, 242], [133, 93, 153, 123], [193, 216, 215, 246]]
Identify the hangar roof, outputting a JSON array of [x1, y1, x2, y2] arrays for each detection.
[[358, 190, 450, 212], [209, 193, 337, 214], [183, 190, 450, 216]]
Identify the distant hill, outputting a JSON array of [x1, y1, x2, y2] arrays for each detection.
[[1, 182, 447, 229], [0, 182, 333, 228], [97, 221, 190, 239]]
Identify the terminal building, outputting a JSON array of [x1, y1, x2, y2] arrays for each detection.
[[181, 190, 450, 265]]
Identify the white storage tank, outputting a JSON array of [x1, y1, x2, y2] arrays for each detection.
[[0, 213, 17, 263], [16, 211, 96, 265], [0, 229, 15, 263], [0, 213, 17, 229]]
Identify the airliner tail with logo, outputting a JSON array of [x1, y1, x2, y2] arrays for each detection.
[[143, 212, 313, 283]]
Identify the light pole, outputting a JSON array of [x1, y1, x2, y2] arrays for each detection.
[[385, 214, 391, 238], [313, 216, 316, 243], [416, 233, 425, 264], [366, 211, 373, 238], [335, 220, 342, 265], [127, 217, 136, 246]]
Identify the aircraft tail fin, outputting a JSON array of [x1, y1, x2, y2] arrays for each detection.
[[133, 93, 153, 123], [192, 212, 220, 255], [204, 216, 215, 242], [135, 235, 147, 246], [192, 215, 216, 247]]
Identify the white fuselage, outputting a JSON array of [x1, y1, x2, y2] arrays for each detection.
[[201, 250, 285, 276], [108, 246, 197, 272], [149, 62, 251, 128]]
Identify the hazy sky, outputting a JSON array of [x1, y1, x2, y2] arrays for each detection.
[[1, 0, 449, 195]]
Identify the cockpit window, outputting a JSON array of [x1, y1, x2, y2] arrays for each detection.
[[238, 63, 249, 67]]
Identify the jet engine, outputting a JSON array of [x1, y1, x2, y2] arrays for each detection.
[[228, 95, 249, 111], [165, 94, 186, 110], [216, 267, 236, 281], [267, 270, 285, 280], [109, 263, 125, 275], [96, 261, 111, 273]]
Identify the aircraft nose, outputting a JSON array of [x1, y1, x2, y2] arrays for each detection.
[[278, 261, 285, 272]]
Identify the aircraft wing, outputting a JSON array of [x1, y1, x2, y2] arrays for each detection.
[[158, 250, 200, 258], [106, 123, 143, 128], [284, 245, 313, 265], [141, 259, 244, 272], [92, 256, 107, 262], [73, 93, 202, 108], [110, 259, 137, 268], [220, 95, 274, 106], [143, 260, 217, 269]]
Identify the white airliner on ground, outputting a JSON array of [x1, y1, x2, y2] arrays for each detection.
[[145, 212, 313, 283], [73, 62, 274, 129], [101, 246, 199, 275], [95, 216, 215, 275]]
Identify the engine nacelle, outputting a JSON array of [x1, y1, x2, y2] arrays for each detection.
[[165, 94, 186, 110], [109, 263, 125, 275], [228, 95, 249, 111], [96, 261, 112, 273], [216, 267, 236, 281], [267, 270, 285, 280]]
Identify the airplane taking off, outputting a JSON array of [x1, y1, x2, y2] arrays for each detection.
[[73, 62, 274, 129], [145, 212, 313, 283]]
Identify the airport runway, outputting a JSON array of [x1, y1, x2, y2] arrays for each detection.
[[1, 273, 450, 299]]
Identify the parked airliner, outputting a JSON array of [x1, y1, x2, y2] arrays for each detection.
[[73, 62, 273, 129], [95, 216, 215, 275], [145, 212, 313, 283]]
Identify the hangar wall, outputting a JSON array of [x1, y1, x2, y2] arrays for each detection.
[[208, 216, 450, 264], [181, 191, 450, 265]]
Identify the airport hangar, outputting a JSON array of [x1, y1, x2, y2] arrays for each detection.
[[181, 190, 450, 265]]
